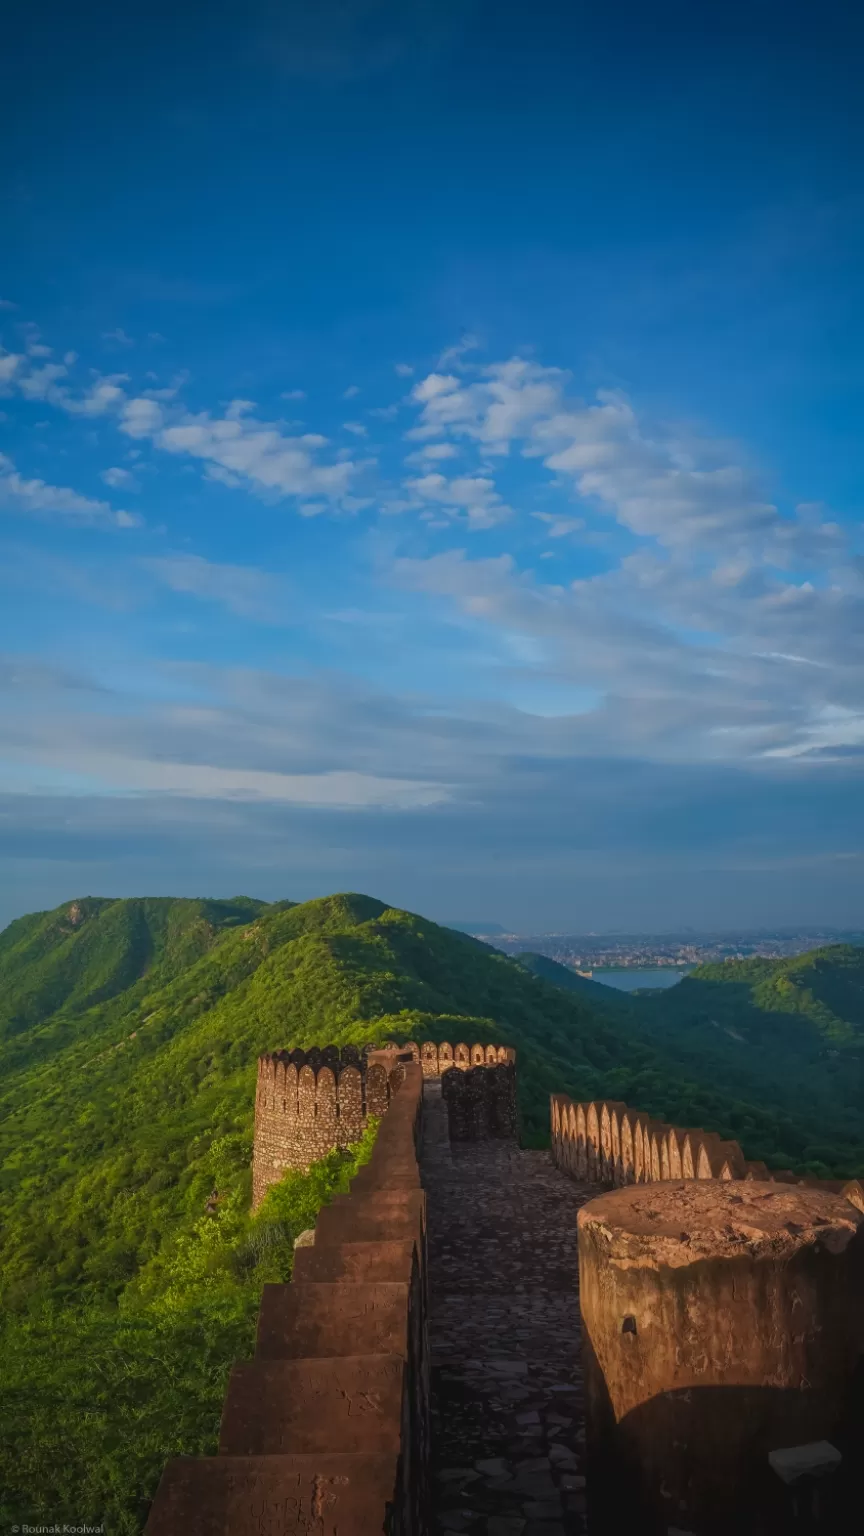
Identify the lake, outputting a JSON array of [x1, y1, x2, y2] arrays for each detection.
[[594, 967, 690, 992]]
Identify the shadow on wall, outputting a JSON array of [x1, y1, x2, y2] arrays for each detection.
[[583, 1342, 864, 1536]]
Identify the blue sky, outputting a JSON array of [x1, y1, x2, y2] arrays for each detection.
[[1, 0, 863, 931]]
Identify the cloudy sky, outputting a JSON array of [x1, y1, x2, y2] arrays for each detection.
[[1, 0, 863, 931]]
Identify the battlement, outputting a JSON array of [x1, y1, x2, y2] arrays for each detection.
[[442, 1061, 518, 1140], [550, 1091, 864, 1207], [420, 1040, 515, 1076], [253, 1039, 515, 1207]]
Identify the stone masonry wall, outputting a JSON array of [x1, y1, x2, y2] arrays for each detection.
[[441, 1061, 518, 1140], [146, 1061, 429, 1536], [253, 1047, 373, 1209], [253, 1041, 516, 1207], [550, 1092, 864, 1207], [420, 1040, 516, 1076]]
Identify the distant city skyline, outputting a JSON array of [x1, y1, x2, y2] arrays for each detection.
[[1, 0, 863, 931]]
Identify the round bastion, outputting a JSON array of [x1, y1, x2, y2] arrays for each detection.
[[578, 1178, 864, 1535]]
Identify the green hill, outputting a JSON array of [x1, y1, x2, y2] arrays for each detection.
[[513, 949, 634, 1004], [1, 891, 863, 1530], [629, 945, 864, 1160]]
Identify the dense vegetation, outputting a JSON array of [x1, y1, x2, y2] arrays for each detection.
[[1, 891, 863, 1529], [630, 946, 864, 1165]]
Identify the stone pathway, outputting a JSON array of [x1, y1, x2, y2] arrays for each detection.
[[422, 1080, 595, 1536]]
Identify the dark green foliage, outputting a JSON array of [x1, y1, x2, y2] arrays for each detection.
[[1, 891, 863, 1531], [628, 946, 864, 1164], [514, 951, 636, 1004]]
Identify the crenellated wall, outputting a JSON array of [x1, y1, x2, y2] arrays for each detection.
[[253, 1041, 516, 1206], [442, 1061, 518, 1141], [147, 1060, 429, 1536], [420, 1040, 516, 1076], [252, 1047, 382, 1209], [550, 1091, 864, 1208]]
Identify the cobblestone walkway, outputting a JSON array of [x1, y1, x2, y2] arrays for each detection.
[[422, 1080, 595, 1536]]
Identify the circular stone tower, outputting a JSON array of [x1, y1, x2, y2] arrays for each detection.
[[578, 1180, 864, 1534]]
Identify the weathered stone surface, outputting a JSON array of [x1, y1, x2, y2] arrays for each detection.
[[255, 1280, 411, 1359], [220, 1354, 407, 1455], [291, 1237, 416, 1285], [579, 1179, 864, 1534], [442, 1062, 518, 1141], [145, 1454, 402, 1536]]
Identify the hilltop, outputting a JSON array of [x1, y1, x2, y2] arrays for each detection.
[[1, 890, 863, 1530]]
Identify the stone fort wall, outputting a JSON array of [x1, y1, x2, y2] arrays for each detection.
[[442, 1061, 518, 1140], [550, 1092, 864, 1207], [253, 1040, 516, 1207], [147, 1061, 429, 1536]]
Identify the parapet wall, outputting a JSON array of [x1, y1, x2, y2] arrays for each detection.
[[253, 1047, 386, 1208], [551, 1092, 864, 1206], [551, 1094, 752, 1186], [254, 1040, 516, 1206], [419, 1040, 516, 1076], [147, 1061, 429, 1536], [442, 1062, 518, 1141]]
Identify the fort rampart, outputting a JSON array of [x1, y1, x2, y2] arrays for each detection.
[[442, 1061, 518, 1140], [553, 1090, 864, 1530], [550, 1090, 864, 1205], [147, 1059, 429, 1536], [253, 1040, 515, 1206]]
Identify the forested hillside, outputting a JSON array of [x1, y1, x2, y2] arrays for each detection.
[[1, 891, 863, 1530], [631, 945, 864, 1162]]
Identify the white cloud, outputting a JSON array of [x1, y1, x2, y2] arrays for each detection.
[[438, 334, 481, 368], [102, 328, 134, 346], [0, 454, 140, 529], [405, 441, 458, 466], [342, 420, 367, 436], [280, 388, 306, 400], [0, 352, 23, 388], [405, 472, 510, 529], [533, 512, 585, 538], [145, 553, 286, 621], [405, 356, 852, 573], [343, 384, 360, 399], [394, 362, 414, 377], [408, 359, 563, 453], [17, 362, 69, 404], [121, 397, 164, 438], [0, 298, 18, 311], [101, 466, 139, 491], [121, 400, 357, 504]]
